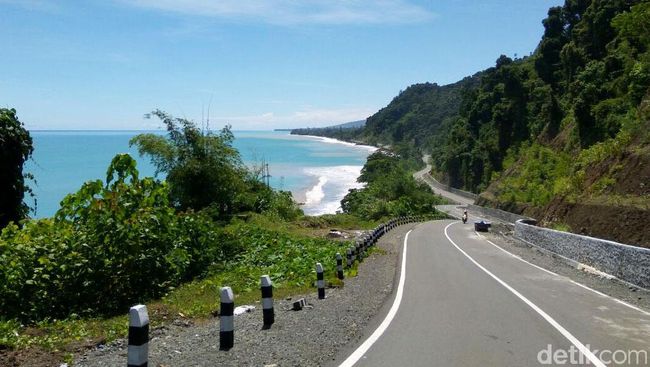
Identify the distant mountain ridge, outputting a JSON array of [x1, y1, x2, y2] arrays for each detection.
[[276, 120, 365, 132], [289, 120, 366, 140]]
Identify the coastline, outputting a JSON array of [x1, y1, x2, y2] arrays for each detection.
[[290, 134, 379, 216]]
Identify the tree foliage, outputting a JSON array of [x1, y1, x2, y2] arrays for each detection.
[[0, 108, 34, 228], [130, 110, 250, 216], [341, 151, 445, 219]]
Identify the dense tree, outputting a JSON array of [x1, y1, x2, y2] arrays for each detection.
[[0, 109, 34, 228], [341, 151, 443, 219], [130, 110, 250, 216]]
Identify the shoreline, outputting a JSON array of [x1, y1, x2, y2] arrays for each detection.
[[289, 134, 379, 216], [293, 133, 380, 153]]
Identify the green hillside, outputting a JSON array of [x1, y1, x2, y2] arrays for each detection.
[[301, 0, 650, 246]]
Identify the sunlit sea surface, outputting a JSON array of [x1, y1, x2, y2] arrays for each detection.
[[25, 130, 376, 218]]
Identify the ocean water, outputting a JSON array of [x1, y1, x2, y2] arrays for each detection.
[[25, 130, 376, 218]]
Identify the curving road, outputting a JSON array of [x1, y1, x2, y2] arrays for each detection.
[[334, 219, 650, 366], [413, 156, 475, 206]]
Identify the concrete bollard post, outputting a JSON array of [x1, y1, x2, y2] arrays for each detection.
[[362, 237, 368, 256], [336, 253, 344, 280], [357, 241, 364, 262], [316, 263, 325, 299], [346, 247, 352, 268], [260, 275, 274, 327], [127, 304, 149, 367], [220, 287, 234, 350]]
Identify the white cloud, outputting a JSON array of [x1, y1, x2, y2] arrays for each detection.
[[122, 0, 435, 25]]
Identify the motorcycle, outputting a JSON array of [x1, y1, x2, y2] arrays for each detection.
[[461, 212, 468, 224]]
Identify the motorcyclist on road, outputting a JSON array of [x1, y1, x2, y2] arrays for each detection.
[[462, 209, 468, 224]]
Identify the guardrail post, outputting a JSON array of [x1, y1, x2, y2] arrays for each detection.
[[336, 253, 344, 280], [260, 275, 274, 327], [127, 304, 149, 367], [220, 287, 234, 350], [316, 263, 325, 299]]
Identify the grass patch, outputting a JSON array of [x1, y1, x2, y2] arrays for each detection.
[[549, 222, 572, 232]]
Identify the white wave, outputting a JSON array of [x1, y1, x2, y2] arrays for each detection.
[[305, 135, 378, 153], [302, 165, 366, 215], [304, 176, 328, 205]]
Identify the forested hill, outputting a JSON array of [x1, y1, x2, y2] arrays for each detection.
[[290, 120, 365, 141], [298, 0, 650, 247], [434, 0, 650, 247], [358, 74, 481, 147]]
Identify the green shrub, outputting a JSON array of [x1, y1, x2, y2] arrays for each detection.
[[341, 151, 444, 219], [495, 144, 571, 206], [0, 155, 238, 322]]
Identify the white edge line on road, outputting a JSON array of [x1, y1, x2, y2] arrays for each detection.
[[473, 231, 560, 277], [474, 231, 650, 317], [445, 222, 607, 367], [338, 229, 412, 367]]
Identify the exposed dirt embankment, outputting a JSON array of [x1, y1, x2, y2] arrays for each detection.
[[526, 200, 650, 248], [477, 147, 650, 248]]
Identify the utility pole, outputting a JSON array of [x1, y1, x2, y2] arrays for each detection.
[[261, 159, 271, 189], [265, 163, 270, 188]]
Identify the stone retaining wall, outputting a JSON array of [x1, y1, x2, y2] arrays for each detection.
[[515, 219, 650, 290]]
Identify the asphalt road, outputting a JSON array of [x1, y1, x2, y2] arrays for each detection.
[[413, 156, 475, 206], [336, 219, 650, 366]]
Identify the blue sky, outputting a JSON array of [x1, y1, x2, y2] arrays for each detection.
[[1, 0, 562, 130]]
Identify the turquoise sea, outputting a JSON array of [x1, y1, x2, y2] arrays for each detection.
[[25, 130, 376, 218]]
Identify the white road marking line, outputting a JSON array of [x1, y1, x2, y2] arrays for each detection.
[[445, 222, 607, 367], [338, 230, 412, 367], [474, 231, 559, 277], [473, 230, 650, 317]]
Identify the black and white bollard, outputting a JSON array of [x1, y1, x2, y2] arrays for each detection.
[[260, 275, 274, 327], [316, 263, 325, 299], [336, 253, 344, 280], [127, 304, 149, 367], [356, 241, 363, 262], [346, 247, 352, 268], [220, 286, 234, 350]]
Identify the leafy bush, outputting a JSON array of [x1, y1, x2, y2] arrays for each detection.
[[220, 223, 349, 288], [0, 155, 239, 322], [342, 151, 444, 219], [495, 144, 571, 206]]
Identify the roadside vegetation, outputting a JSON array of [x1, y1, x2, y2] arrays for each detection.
[[341, 150, 446, 219], [0, 110, 444, 363]]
